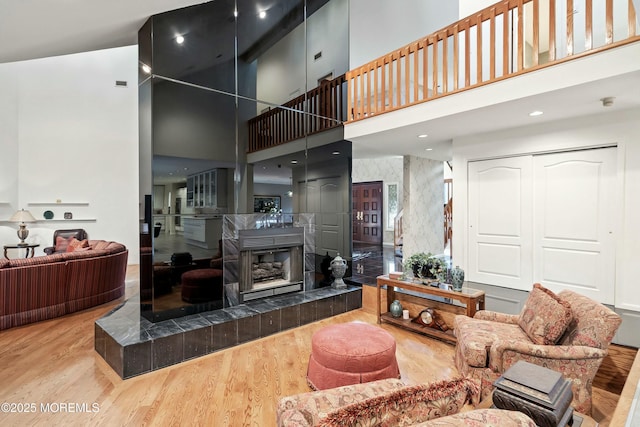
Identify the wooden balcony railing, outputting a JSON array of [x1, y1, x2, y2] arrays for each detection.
[[346, 0, 639, 122], [247, 74, 346, 153]]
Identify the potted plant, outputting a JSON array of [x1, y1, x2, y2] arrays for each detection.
[[403, 252, 446, 282]]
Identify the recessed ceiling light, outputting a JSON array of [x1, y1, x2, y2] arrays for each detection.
[[259, 10, 267, 19], [529, 110, 543, 117], [183, 167, 188, 171], [332, 151, 340, 155], [291, 160, 298, 164], [418, 134, 428, 138], [425, 148, 433, 151], [175, 35, 185, 44], [141, 64, 151, 74], [233, 10, 238, 18]]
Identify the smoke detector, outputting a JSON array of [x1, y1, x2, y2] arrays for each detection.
[[601, 97, 615, 107]]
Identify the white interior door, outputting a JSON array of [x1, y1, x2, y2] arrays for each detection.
[[533, 148, 616, 303], [468, 156, 533, 290]]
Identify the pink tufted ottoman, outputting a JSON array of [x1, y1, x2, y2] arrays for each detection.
[[306, 322, 400, 390]]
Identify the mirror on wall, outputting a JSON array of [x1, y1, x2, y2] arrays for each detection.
[[140, 0, 350, 322]]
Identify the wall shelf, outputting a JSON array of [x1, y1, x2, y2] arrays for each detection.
[[28, 202, 90, 206], [0, 219, 96, 224], [35, 219, 97, 223]]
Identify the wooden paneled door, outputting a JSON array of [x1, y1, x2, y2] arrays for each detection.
[[353, 181, 383, 245]]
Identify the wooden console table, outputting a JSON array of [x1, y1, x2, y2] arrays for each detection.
[[376, 275, 485, 343]]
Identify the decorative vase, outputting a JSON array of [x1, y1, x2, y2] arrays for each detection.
[[451, 265, 465, 291], [390, 300, 403, 318], [329, 253, 347, 289]]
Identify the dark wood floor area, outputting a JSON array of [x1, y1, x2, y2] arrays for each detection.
[[0, 265, 633, 426]]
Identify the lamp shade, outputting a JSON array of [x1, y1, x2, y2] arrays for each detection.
[[10, 209, 37, 223]]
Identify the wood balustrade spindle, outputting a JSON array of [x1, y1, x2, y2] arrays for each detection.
[[517, 0, 524, 71], [465, 20, 471, 87], [586, 0, 593, 50], [532, 0, 540, 67], [490, 8, 496, 79]]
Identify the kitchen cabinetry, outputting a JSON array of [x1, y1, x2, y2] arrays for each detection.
[[183, 216, 223, 249], [186, 169, 227, 208]]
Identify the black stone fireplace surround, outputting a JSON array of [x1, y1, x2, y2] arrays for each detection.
[[95, 286, 361, 379], [96, 214, 361, 379]]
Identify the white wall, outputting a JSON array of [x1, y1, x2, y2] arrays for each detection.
[[0, 46, 140, 263], [352, 156, 404, 245], [452, 108, 640, 312], [0, 63, 19, 231], [459, 0, 498, 19], [350, 0, 459, 69]]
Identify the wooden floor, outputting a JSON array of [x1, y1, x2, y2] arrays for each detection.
[[0, 266, 630, 426]]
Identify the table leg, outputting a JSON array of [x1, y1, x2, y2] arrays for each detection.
[[376, 282, 382, 324]]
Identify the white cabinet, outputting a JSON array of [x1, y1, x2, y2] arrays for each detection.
[[183, 217, 223, 249], [186, 169, 227, 208]]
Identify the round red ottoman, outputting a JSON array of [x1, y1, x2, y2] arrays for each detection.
[[306, 322, 400, 390], [181, 268, 223, 303]]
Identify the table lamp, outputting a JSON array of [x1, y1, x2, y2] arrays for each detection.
[[10, 209, 37, 246]]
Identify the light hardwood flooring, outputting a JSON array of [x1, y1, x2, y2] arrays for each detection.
[[0, 266, 628, 426]]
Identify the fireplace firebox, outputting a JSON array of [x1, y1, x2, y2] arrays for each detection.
[[238, 227, 305, 302]]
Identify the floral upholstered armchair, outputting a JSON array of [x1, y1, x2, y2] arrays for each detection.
[[454, 283, 622, 415]]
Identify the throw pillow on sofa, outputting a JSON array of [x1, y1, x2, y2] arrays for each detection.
[[55, 235, 72, 252], [66, 238, 90, 252], [319, 377, 479, 427], [518, 283, 572, 345]]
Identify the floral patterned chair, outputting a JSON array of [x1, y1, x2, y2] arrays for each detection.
[[277, 376, 536, 426], [453, 283, 622, 415]]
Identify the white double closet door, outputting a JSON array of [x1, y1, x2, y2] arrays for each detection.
[[468, 147, 616, 304]]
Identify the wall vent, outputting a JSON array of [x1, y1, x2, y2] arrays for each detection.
[[115, 80, 128, 87]]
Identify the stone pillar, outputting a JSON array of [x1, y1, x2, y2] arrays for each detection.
[[402, 156, 444, 258]]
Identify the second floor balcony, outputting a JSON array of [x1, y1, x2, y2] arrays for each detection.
[[247, 0, 639, 154], [346, 0, 639, 123]]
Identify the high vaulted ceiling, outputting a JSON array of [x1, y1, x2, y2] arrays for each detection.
[[0, 0, 206, 64], [3, 0, 640, 171]]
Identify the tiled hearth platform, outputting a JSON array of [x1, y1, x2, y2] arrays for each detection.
[[95, 286, 362, 379]]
